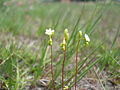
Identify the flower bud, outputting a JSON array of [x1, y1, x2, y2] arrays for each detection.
[[62, 45, 66, 51], [63, 86, 69, 90], [48, 38, 52, 46], [62, 38, 66, 45], [85, 41, 89, 46], [64, 29, 69, 42], [60, 38, 66, 51], [79, 30, 82, 38]]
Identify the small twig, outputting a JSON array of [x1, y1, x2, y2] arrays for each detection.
[[93, 67, 106, 90]]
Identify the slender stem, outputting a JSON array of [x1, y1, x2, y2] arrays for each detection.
[[75, 40, 80, 90], [50, 45, 56, 90], [62, 45, 66, 90]]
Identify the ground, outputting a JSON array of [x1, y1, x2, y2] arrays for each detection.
[[0, 0, 120, 90]]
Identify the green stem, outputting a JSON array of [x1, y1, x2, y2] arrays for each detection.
[[75, 39, 80, 90], [50, 45, 56, 90], [62, 45, 66, 90]]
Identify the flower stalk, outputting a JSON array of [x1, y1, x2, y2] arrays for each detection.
[[75, 39, 80, 90], [45, 28, 55, 90], [74, 32, 90, 90], [61, 29, 69, 90], [50, 45, 56, 90], [62, 44, 66, 90], [74, 31, 82, 90]]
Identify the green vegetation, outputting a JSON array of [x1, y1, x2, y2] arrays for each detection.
[[0, 0, 120, 89]]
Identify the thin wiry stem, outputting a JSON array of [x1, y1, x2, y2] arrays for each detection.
[[62, 45, 66, 90], [75, 39, 80, 90], [50, 45, 56, 90]]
